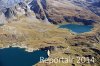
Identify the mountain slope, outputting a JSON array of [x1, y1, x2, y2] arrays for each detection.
[[0, 0, 100, 25], [30, 0, 100, 25]]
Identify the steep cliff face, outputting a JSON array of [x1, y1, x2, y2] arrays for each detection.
[[29, 0, 50, 24]]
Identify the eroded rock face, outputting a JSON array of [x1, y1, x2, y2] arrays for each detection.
[[0, 0, 33, 24], [29, 0, 50, 24], [4, 2, 31, 18], [0, 12, 6, 25]]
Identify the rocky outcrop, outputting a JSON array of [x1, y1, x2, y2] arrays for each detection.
[[0, 12, 6, 25], [0, 0, 33, 24], [64, 16, 95, 25], [29, 0, 50, 24], [4, 2, 31, 18]]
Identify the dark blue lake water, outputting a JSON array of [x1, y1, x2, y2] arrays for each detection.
[[59, 24, 93, 33], [0, 47, 48, 66]]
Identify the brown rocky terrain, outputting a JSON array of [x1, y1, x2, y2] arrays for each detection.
[[30, 0, 100, 25]]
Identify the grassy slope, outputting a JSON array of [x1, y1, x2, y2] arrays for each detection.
[[0, 15, 73, 48]]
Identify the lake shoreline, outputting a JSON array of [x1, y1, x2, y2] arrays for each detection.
[[0, 43, 50, 57], [0, 43, 40, 52], [0, 46, 49, 66], [59, 24, 94, 34]]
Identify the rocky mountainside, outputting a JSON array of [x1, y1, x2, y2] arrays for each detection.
[[0, 0, 100, 25], [0, 0, 30, 24], [70, 0, 100, 16], [0, 0, 50, 24], [29, 0, 100, 25]]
